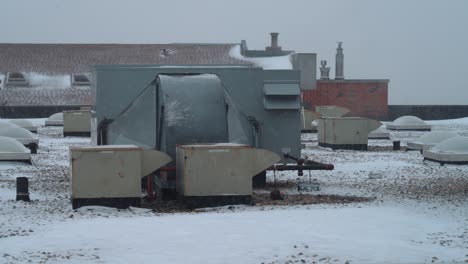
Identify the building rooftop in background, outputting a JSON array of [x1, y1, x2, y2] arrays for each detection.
[[0, 43, 252, 75]]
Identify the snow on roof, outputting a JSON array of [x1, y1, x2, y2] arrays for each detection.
[[27, 73, 71, 89], [229, 45, 292, 70]]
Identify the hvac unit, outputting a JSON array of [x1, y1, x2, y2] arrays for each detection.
[[63, 110, 91, 137], [318, 117, 382, 150], [176, 144, 280, 208], [69, 145, 171, 209]]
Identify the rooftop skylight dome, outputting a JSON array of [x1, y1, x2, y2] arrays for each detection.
[[368, 125, 390, 139], [423, 136, 468, 165], [0, 121, 39, 154], [45, 112, 63, 126], [0, 136, 31, 164], [407, 131, 459, 151], [386, 116, 431, 131], [8, 119, 39, 133]]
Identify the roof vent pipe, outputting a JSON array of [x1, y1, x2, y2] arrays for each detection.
[[335, 42, 344, 80], [270, 32, 279, 49]]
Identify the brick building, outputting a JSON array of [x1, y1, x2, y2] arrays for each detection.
[[301, 43, 389, 120]]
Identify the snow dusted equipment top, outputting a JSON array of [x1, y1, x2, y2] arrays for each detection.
[[407, 131, 459, 151], [92, 65, 302, 192], [63, 109, 91, 137], [69, 145, 171, 209], [386, 116, 431, 131], [45, 112, 63, 126], [318, 117, 382, 150], [423, 136, 468, 165], [0, 136, 31, 164], [176, 144, 280, 208]]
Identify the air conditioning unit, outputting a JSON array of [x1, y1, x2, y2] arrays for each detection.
[[176, 144, 280, 208], [63, 110, 91, 137], [70, 145, 171, 209], [318, 117, 382, 150]]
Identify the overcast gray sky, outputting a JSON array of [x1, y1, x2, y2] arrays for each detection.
[[1, 0, 467, 105]]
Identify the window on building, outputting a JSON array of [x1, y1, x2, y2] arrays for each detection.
[[72, 74, 91, 86], [6, 72, 28, 86]]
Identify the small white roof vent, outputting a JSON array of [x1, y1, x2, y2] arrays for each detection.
[[71, 74, 91, 86], [423, 136, 468, 165], [407, 131, 459, 151], [387, 116, 431, 131], [8, 119, 39, 132], [368, 125, 390, 139], [6, 72, 28, 87], [0, 136, 31, 163], [45, 112, 64, 126]]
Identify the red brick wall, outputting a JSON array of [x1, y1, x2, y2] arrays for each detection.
[[302, 80, 388, 120]]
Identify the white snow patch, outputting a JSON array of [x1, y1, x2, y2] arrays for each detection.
[[229, 45, 293, 70], [27, 73, 71, 89]]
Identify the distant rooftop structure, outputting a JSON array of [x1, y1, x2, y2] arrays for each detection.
[[0, 43, 252, 75]]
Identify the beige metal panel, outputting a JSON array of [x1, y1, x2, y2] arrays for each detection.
[[141, 150, 172, 177], [315, 106, 350, 118], [63, 110, 91, 133], [70, 145, 171, 199], [176, 144, 280, 196], [318, 117, 382, 145]]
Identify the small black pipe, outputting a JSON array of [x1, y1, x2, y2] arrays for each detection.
[[16, 177, 30, 202], [268, 164, 334, 171], [283, 153, 334, 168]]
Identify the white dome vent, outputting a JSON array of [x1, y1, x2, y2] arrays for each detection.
[[0, 136, 31, 163], [8, 119, 38, 132], [368, 125, 390, 139], [45, 112, 64, 126], [387, 116, 431, 131], [407, 131, 459, 151], [0, 123, 39, 153], [423, 136, 468, 165]]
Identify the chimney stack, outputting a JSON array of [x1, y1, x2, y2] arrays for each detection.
[[335, 42, 344, 80], [266, 32, 282, 52], [320, 60, 330, 80], [270, 32, 279, 49]]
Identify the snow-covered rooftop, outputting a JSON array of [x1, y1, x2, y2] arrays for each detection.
[[0, 117, 467, 263]]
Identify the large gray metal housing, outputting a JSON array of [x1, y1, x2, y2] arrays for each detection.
[[92, 65, 301, 163]]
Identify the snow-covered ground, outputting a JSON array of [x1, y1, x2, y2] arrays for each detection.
[[0, 118, 467, 263]]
